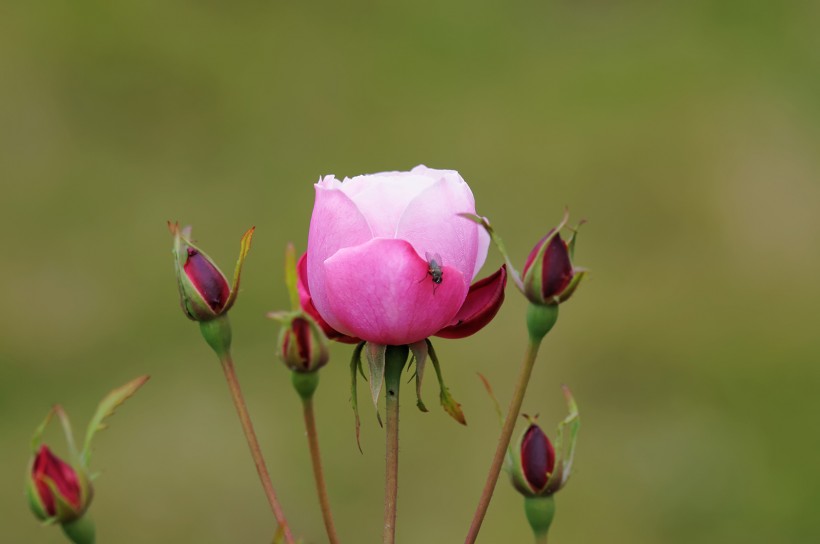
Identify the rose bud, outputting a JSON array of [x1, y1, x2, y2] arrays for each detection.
[[278, 314, 330, 374], [26, 445, 92, 523], [169, 222, 254, 322], [509, 423, 557, 497], [509, 388, 580, 501], [521, 221, 585, 307]]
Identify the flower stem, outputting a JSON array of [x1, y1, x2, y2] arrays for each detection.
[[383, 345, 408, 544], [302, 395, 341, 544], [220, 353, 295, 544], [464, 337, 543, 544]]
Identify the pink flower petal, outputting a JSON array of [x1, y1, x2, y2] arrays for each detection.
[[297, 253, 360, 344], [436, 265, 507, 339], [341, 172, 436, 237], [395, 175, 481, 289], [473, 222, 491, 278], [307, 184, 373, 331], [323, 238, 468, 345]]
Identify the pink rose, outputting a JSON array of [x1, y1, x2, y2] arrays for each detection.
[[301, 165, 506, 346]]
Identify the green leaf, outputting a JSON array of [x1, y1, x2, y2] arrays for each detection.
[[409, 341, 429, 412], [82, 375, 150, 465], [426, 340, 467, 425]]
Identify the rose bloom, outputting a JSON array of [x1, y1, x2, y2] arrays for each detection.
[[300, 165, 506, 346]]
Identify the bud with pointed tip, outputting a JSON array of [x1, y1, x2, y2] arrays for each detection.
[[278, 314, 330, 374], [509, 422, 557, 497], [509, 389, 580, 502], [27, 445, 92, 523], [521, 217, 586, 307], [169, 222, 255, 322]]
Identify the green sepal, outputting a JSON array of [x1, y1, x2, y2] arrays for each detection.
[[46, 476, 86, 522], [291, 371, 319, 401], [522, 211, 569, 305], [31, 407, 56, 454], [199, 314, 233, 358], [524, 495, 556, 539], [349, 342, 365, 452], [409, 341, 429, 412], [477, 373, 503, 426], [26, 471, 50, 521], [557, 269, 587, 304], [459, 213, 525, 292], [365, 342, 387, 413], [544, 385, 581, 494], [565, 219, 586, 260], [223, 226, 255, 312], [426, 340, 467, 425], [82, 375, 150, 465], [284, 243, 300, 311], [61, 515, 96, 544]]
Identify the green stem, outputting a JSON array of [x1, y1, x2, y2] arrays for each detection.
[[302, 394, 341, 544], [61, 515, 95, 544], [383, 346, 408, 544], [464, 337, 544, 543], [220, 353, 296, 544]]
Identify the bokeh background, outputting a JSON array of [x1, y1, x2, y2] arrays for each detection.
[[2, 1, 819, 543]]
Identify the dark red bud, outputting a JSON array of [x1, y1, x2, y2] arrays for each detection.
[[279, 314, 329, 373], [284, 317, 312, 366], [540, 235, 573, 300], [523, 230, 574, 301], [32, 445, 81, 516], [521, 424, 556, 492], [184, 248, 230, 311]]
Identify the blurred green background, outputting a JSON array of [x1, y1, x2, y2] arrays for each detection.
[[2, 1, 819, 542]]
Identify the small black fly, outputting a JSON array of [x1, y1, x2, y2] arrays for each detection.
[[425, 252, 443, 285]]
